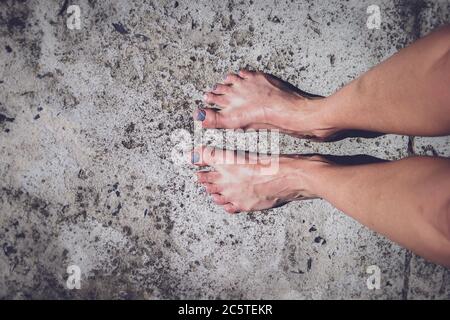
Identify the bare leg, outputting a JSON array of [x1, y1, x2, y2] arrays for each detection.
[[195, 25, 450, 138], [193, 147, 450, 267], [324, 25, 450, 136], [314, 156, 450, 267]]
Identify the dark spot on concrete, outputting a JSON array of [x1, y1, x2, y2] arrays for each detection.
[[308, 226, 317, 232], [8, 17, 26, 30], [112, 203, 122, 216], [75, 192, 83, 203], [292, 269, 304, 275], [134, 33, 149, 41], [121, 139, 144, 149], [307, 258, 312, 271], [312, 26, 321, 36], [78, 169, 88, 180], [123, 226, 132, 236], [108, 182, 119, 193], [125, 122, 135, 134], [271, 16, 281, 23], [3, 243, 17, 256], [5, 45, 12, 53], [15, 232, 25, 239], [314, 236, 326, 245], [329, 54, 335, 66], [58, 0, 70, 16], [37, 72, 54, 79], [206, 42, 219, 55], [407, 136, 415, 156], [307, 14, 318, 24], [33, 114, 40, 120], [421, 145, 438, 156], [0, 114, 15, 123], [76, 210, 87, 220], [112, 22, 129, 35]]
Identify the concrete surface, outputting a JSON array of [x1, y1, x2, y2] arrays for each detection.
[[0, 0, 449, 299]]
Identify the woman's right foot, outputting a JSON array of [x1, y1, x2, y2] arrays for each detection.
[[195, 70, 339, 141], [191, 146, 330, 213]]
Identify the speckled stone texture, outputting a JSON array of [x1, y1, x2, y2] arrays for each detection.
[[0, 0, 449, 299]]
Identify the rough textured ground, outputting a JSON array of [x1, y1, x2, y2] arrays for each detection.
[[0, 0, 449, 299]]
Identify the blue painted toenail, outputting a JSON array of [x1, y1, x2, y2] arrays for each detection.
[[196, 109, 206, 121], [191, 152, 200, 164]]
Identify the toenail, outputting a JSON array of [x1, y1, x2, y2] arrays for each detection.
[[196, 109, 206, 121], [191, 152, 200, 164]]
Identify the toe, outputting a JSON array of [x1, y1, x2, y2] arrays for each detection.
[[192, 146, 236, 166], [204, 92, 230, 107], [223, 73, 242, 85], [211, 84, 232, 95], [211, 194, 228, 205], [196, 171, 220, 183], [203, 183, 221, 194], [193, 108, 207, 121], [223, 203, 240, 214], [238, 69, 255, 78], [194, 108, 240, 129]]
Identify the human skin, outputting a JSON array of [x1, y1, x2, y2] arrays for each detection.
[[192, 25, 450, 267]]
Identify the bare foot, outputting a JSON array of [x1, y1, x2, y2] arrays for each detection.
[[191, 146, 329, 213], [195, 70, 338, 140]]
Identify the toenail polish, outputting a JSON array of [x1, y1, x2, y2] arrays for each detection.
[[191, 152, 200, 164], [196, 109, 206, 121]]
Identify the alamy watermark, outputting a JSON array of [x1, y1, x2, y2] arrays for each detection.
[[366, 265, 381, 290], [367, 5, 381, 30], [67, 5, 81, 30], [171, 127, 280, 175], [66, 265, 81, 290]]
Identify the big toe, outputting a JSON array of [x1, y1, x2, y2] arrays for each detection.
[[194, 108, 242, 129], [191, 146, 237, 166]]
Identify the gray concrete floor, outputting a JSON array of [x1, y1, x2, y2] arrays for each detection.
[[0, 0, 449, 299]]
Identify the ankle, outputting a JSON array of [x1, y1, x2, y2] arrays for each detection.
[[286, 156, 334, 199], [305, 97, 341, 140]]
